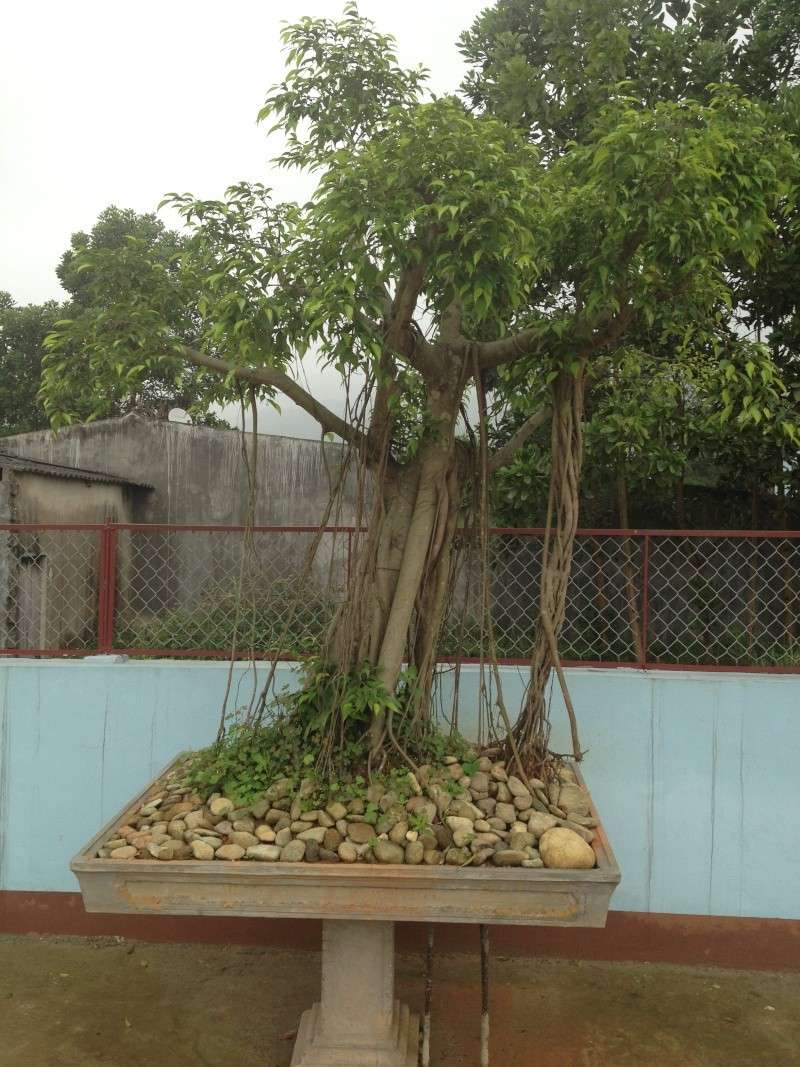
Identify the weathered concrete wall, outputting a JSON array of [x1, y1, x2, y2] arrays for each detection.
[[1, 472, 134, 649], [0, 659, 797, 922], [2, 415, 358, 526]]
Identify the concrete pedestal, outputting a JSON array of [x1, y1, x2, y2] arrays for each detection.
[[291, 920, 418, 1067]]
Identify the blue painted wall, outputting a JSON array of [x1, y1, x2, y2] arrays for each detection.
[[0, 658, 797, 919]]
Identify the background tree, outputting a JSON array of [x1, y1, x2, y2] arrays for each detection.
[[462, 0, 800, 530], [0, 293, 66, 436], [42, 6, 794, 773]]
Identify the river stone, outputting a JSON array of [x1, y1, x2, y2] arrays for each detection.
[[539, 827, 596, 869], [405, 840, 424, 864], [492, 850, 527, 867], [452, 829, 475, 848], [446, 816, 474, 835], [274, 827, 292, 848], [319, 848, 339, 863], [557, 766, 578, 784], [557, 783, 591, 817], [318, 811, 335, 828], [323, 828, 343, 851], [336, 819, 349, 837], [216, 844, 245, 861], [255, 825, 276, 843], [298, 826, 327, 843], [507, 776, 530, 798], [348, 797, 366, 815], [229, 831, 259, 848], [522, 858, 545, 868], [509, 831, 535, 850], [513, 794, 533, 812], [434, 824, 453, 850], [233, 817, 256, 833], [109, 845, 137, 860], [374, 840, 404, 864], [389, 822, 409, 845], [246, 844, 280, 862], [305, 839, 321, 863], [487, 817, 507, 833], [491, 764, 508, 782], [474, 819, 492, 833], [470, 771, 490, 795], [184, 811, 209, 830], [445, 848, 470, 866], [291, 820, 314, 834], [472, 849, 494, 867], [280, 840, 307, 863], [326, 801, 348, 821], [338, 841, 358, 863], [167, 820, 187, 839], [477, 798, 496, 815], [209, 797, 234, 818], [406, 797, 437, 824], [249, 798, 270, 819], [448, 798, 483, 821], [495, 803, 516, 824], [423, 849, 443, 865], [558, 819, 596, 844], [528, 813, 559, 838], [105, 838, 126, 851], [495, 783, 512, 803], [347, 823, 374, 845], [190, 839, 215, 861], [471, 832, 501, 850]]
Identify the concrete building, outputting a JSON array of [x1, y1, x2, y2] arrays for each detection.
[[0, 413, 356, 526], [0, 416, 358, 652], [0, 451, 148, 649]]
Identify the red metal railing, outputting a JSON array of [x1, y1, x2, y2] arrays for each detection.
[[0, 523, 798, 673]]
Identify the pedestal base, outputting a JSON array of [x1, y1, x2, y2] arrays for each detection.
[[290, 919, 419, 1067], [292, 1000, 418, 1066]]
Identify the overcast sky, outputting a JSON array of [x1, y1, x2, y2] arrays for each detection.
[[1, 1, 489, 436]]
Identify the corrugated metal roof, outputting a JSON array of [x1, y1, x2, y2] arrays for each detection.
[[0, 451, 152, 489]]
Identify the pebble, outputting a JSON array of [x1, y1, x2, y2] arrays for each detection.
[[347, 823, 375, 844], [539, 828, 596, 869], [100, 758, 603, 872], [190, 840, 215, 861], [229, 831, 259, 848], [109, 845, 137, 860], [280, 840, 306, 863], [405, 840, 424, 864], [492, 850, 527, 867], [246, 844, 280, 861], [216, 844, 245, 861], [373, 840, 404, 864]]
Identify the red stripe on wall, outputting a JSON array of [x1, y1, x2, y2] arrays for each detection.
[[2, 892, 798, 972]]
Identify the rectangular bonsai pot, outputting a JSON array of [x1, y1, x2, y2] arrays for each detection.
[[71, 758, 620, 928]]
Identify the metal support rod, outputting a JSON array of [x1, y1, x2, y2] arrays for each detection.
[[480, 923, 490, 1067], [420, 923, 434, 1067]]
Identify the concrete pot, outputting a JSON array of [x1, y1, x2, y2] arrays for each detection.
[[72, 758, 620, 1065]]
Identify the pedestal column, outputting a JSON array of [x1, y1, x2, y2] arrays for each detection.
[[291, 919, 419, 1067]]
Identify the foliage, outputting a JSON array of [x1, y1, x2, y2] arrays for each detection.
[[463, 0, 800, 528], [0, 294, 66, 435]]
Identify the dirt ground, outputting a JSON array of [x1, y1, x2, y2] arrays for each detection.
[[0, 936, 797, 1066]]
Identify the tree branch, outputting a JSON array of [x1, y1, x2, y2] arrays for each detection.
[[181, 346, 366, 449], [488, 405, 552, 473]]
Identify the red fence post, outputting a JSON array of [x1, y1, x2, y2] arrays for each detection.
[[640, 534, 651, 668], [97, 522, 118, 652]]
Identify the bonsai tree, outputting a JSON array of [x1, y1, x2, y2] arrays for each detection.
[[43, 5, 795, 779]]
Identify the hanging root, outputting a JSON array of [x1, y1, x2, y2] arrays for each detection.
[[512, 365, 586, 774]]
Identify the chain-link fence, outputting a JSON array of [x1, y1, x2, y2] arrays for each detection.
[[1, 523, 798, 669]]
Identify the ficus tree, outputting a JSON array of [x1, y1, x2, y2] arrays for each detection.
[[42, 5, 795, 774]]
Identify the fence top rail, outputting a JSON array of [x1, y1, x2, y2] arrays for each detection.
[[1, 522, 799, 538]]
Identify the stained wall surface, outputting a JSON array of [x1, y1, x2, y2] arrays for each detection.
[[0, 659, 796, 920]]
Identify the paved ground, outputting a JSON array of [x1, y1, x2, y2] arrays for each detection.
[[0, 935, 797, 1066]]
